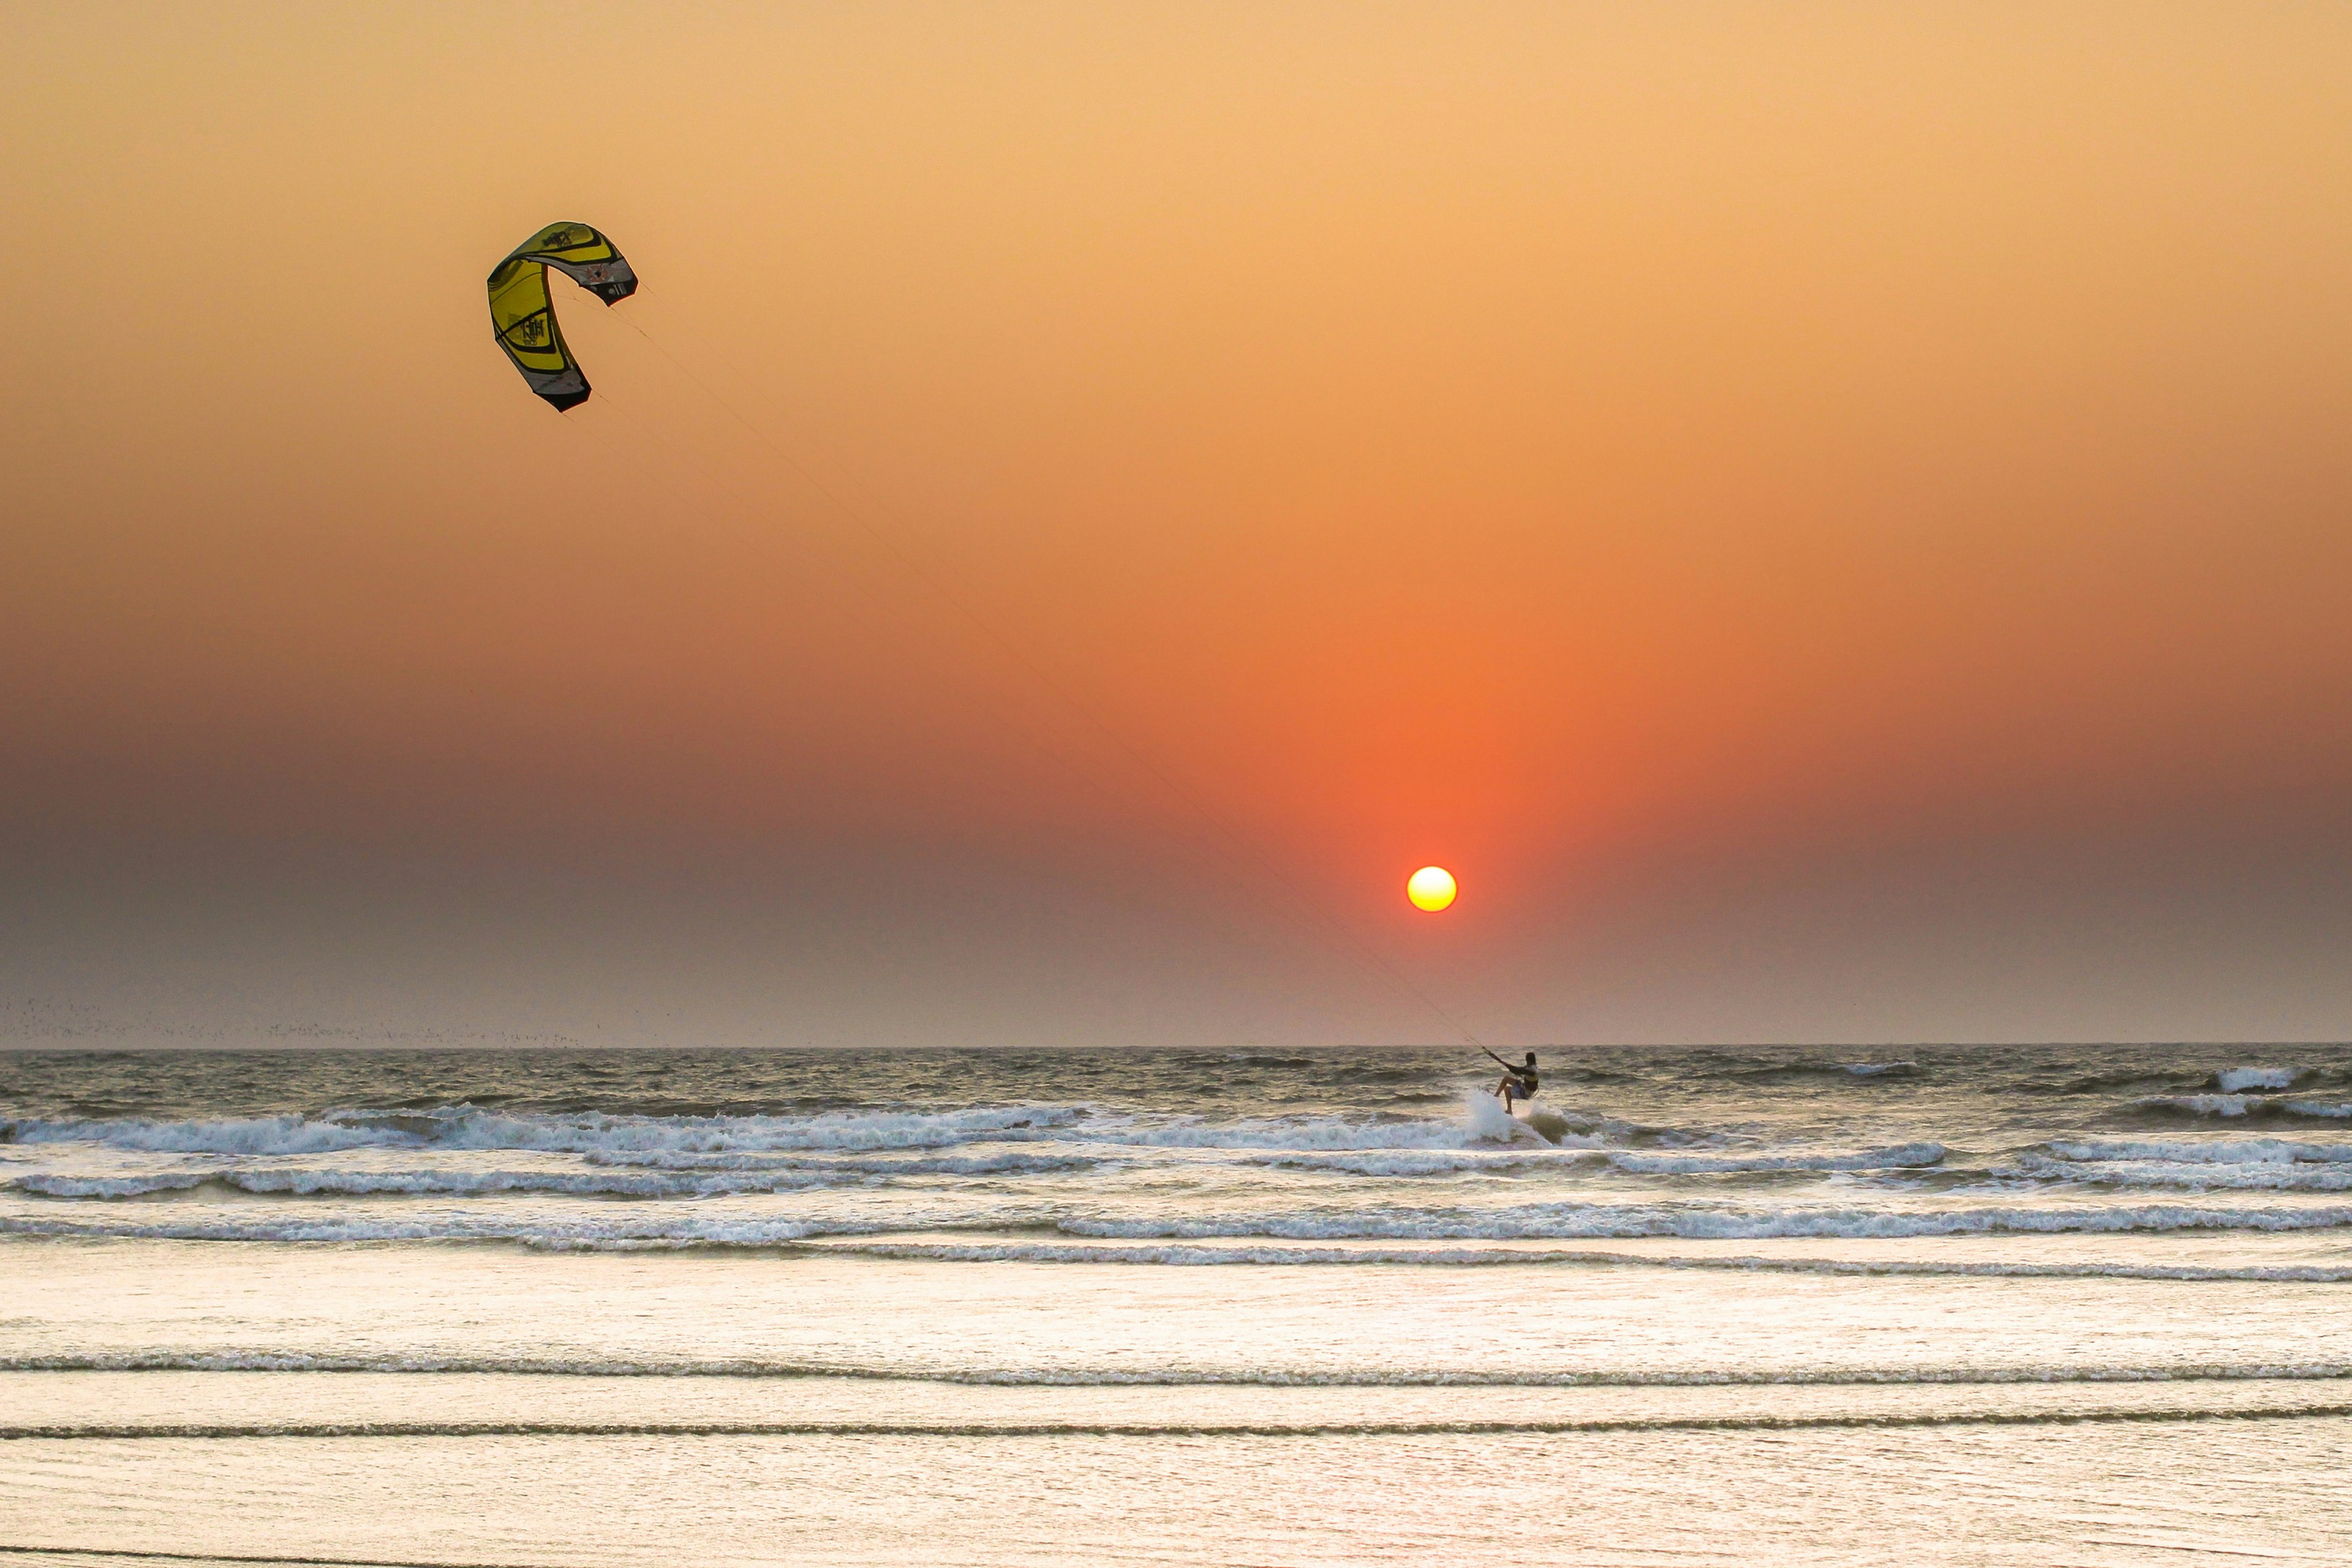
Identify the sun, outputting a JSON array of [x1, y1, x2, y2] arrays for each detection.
[[1406, 865, 1457, 913]]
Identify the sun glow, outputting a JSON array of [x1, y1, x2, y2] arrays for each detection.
[[1407, 865, 1457, 913]]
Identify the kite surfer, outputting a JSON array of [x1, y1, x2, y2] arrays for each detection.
[[1485, 1049, 1540, 1112]]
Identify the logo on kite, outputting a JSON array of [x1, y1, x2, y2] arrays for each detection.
[[487, 222, 638, 412]]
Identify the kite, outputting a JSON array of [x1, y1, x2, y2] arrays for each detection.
[[487, 223, 638, 410]]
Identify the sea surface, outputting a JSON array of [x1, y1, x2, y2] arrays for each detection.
[[3, 1042, 2350, 1565]]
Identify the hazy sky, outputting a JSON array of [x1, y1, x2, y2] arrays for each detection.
[[5, 2, 2349, 1049]]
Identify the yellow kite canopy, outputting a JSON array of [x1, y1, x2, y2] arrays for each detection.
[[487, 223, 638, 410]]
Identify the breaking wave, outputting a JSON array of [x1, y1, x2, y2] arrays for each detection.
[[1057, 1200, 2352, 1244], [2135, 1095, 2352, 1121], [14, 1197, 2352, 1250], [0, 1104, 1093, 1157], [2217, 1067, 2303, 1093]]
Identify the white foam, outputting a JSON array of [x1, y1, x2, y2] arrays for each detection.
[[6, 1166, 848, 1200], [1462, 1091, 1527, 1145], [1248, 1150, 1602, 1177], [2218, 1067, 2302, 1093], [2, 1148, 1110, 1199], [0, 1115, 409, 1156], [1083, 1115, 1488, 1152], [2133, 1095, 2350, 1120], [432, 1104, 1087, 1155], [0, 1104, 1095, 1157], [1054, 1199, 2352, 1244], [2045, 1138, 2352, 1166], [15, 1177, 2352, 1248], [0, 1103, 1506, 1160], [0, 1208, 1009, 1248], [1605, 1143, 1946, 1175], [580, 1149, 1102, 1177]]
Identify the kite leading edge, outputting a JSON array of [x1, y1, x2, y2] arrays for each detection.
[[487, 223, 638, 410]]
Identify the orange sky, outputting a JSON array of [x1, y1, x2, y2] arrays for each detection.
[[4, 2, 2350, 1046]]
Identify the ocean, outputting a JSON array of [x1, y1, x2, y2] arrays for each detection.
[[3, 1042, 2349, 1565]]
